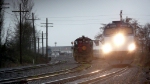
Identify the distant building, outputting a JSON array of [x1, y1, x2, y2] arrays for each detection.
[[38, 41, 101, 57], [39, 46, 72, 57]]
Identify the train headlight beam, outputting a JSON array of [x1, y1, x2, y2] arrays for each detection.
[[128, 43, 136, 51], [102, 43, 112, 53], [113, 33, 125, 46]]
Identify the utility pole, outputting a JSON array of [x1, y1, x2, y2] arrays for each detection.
[[36, 38, 43, 54], [41, 18, 53, 59], [12, 4, 28, 64], [120, 10, 122, 21], [38, 38, 39, 54], [38, 37, 46, 56], [55, 42, 57, 57], [29, 37, 33, 51], [42, 31, 44, 56], [36, 31, 46, 56], [26, 13, 39, 54]]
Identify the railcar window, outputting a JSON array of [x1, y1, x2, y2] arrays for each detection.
[[104, 28, 116, 35], [104, 27, 133, 35], [121, 27, 133, 34], [74, 41, 77, 45]]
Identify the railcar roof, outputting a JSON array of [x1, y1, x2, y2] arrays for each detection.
[[105, 21, 134, 29], [75, 36, 92, 41]]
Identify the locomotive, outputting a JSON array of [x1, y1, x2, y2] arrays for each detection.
[[72, 36, 93, 63], [101, 21, 136, 64]]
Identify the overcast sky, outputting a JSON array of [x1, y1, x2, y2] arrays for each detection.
[[4, 0, 150, 47]]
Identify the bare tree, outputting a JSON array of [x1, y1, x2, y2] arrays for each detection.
[[12, 0, 35, 51], [12, 0, 39, 64], [94, 24, 106, 42], [13, 0, 34, 24], [0, 0, 4, 47]]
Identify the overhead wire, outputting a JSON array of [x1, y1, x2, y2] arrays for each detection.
[[3, 10, 150, 26], [36, 14, 150, 19]]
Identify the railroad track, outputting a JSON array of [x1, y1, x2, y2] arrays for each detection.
[[0, 61, 66, 74], [78, 66, 128, 84], [42, 65, 129, 84], [0, 63, 91, 84]]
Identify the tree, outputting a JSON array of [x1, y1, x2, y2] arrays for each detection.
[[13, 0, 34, 24], [12, 0, 37, 64], [94, 24, 106, 43], [12, 0, 34, 51], [0, 0, 4, 47], [141, 23, 150, 51]]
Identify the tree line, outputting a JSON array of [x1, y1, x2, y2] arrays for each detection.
[[0, 0, 48, 68]]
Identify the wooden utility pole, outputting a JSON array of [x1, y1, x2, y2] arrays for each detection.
[[12, 4, 28, 64], [41, 18, 53, 58], [36, 31, 46, 56], [37, 38, 42, 54], [26, 13, 39, 54], [42, 31, 44, 56], [38, 38, 39, 53], [120, 10, 122, 21]]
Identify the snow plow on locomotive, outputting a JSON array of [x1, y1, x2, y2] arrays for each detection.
[[72, 36, 93, 63]]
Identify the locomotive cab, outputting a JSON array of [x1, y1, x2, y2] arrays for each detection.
[[72, 36, 93, 63], [101, 21, 136, 64]]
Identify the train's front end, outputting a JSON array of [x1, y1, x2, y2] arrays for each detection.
[[73, 36, 93, 63], [102, 21, 136, 64]]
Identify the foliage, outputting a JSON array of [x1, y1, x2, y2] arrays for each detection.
[[0, 0, 4, 46], [0, 40, 17, 67], [0, 0, 47, 68], [12, 0, 34, 24]]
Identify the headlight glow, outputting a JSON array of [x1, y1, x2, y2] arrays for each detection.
[[102, 43, 112, 53], [128, 43, 136, 51], [113, 33, 125, 46]]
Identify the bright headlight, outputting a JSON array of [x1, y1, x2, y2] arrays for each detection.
[[128, 43, 136, 51], [113, 33, 125, 46], [102, 43, 112, 53]]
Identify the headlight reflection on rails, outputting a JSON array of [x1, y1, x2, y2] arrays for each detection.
[[102, 43, 112, 53]]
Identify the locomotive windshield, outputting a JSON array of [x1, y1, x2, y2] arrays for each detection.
[[104, 27, 133, 35]]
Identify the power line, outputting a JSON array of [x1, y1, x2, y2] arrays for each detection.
[[37, 14, 150, 19], [38, 14, 119, 18]]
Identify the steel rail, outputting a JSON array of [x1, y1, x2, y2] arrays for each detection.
[[42, 67, 112, 84], [78, 66, 128, 84], [0, 64, 91, 84]]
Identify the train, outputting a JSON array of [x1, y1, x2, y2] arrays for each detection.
[[101, 21, 136, 64], [72, 36, 93, 63]]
